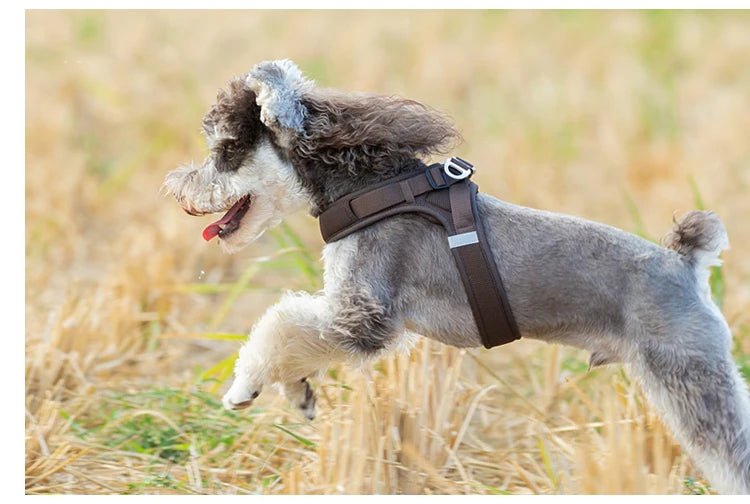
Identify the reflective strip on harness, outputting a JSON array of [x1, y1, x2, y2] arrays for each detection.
[[448, 231, 479, 248], [318, 159, 521, 349]]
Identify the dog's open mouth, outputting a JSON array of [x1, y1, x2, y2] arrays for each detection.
[[202, 195, 253, 242]]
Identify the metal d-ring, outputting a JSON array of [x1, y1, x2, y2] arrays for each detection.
[[443, 157, 474, 180]]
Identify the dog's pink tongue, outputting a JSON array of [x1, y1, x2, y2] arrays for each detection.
[[201, 197, 247, 242], [202, 223, 223, 242]]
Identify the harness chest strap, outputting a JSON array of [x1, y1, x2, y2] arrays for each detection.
[[318, 159, 521, 349]]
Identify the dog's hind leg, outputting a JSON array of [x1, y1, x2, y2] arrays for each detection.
[[630, 210, 750, 493], [631, 319, 750, 494]]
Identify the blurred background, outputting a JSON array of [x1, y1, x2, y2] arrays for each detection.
[[26, 10, 750, 494]]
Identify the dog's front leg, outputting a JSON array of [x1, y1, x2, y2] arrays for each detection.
[[222, 291, 346, 419], [222, 285, 404, 418]]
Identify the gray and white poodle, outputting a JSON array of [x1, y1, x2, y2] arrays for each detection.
[[163, 59, 750, 494]]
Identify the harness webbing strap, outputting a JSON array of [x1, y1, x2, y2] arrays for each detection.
[[318, 160, 521, 349], [320, 165, 462, 242], [447, 181, 520, 348]]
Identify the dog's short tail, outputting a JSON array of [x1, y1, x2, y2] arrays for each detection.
[[662, 210, 729, 272]]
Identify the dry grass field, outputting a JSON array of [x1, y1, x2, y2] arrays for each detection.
[[25, 10, 750, 494]]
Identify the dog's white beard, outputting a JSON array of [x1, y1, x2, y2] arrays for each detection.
[[164, 140, 311, 253]]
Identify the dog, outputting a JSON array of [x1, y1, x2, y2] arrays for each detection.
[[163, 59, 750, 494]]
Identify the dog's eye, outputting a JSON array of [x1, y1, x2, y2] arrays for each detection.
[[214, 140, 242, 172]]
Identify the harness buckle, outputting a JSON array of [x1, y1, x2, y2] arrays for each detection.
[[425, 166, 449, 190], [443, 157, 474, 181]]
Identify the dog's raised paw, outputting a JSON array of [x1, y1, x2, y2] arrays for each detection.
[[298, 378, 317, 420], [222, 383, 261, 411]]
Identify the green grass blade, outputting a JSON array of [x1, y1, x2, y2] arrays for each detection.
[[621, 190, 652, 241], [688, 175, 705, 210], [200, 352, 238, 391], [279, 221, 319, 274], [711, 266, 725, 311], [270, 222, 320, 289], [207, 263, 262, 330], [688, 177, 725, 310], [537, 435, 558, 488], [473, 482, 513, 495], [161, 332, 247, 341], [273, 424, 317, 448], [167, 283, 276, 294]]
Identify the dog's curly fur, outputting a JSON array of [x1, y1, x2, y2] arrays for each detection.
[[203, 78, 268, 173], [164, 59, 750, 494], [291, 90, 461, 214], [662, 210, 728, 264], [325, 286, 401, 355]]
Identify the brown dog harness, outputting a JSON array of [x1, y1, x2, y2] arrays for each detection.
[[318, 158, 520, 349]]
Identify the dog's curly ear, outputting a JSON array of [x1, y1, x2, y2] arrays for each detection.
[[247, 59, 313, 135]]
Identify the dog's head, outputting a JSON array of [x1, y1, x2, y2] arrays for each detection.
[[162, 60, 313, 253], [163, 59, 459, 253]]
